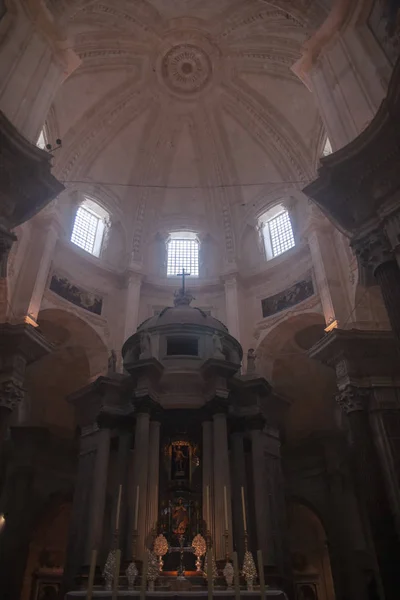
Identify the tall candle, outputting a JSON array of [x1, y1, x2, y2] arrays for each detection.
[[232, 551, 240, 600], [115, 484, 122, 530], [206, 485, 210, 529], [86, 549, 97, 600], [112, 549, 121, 600], [224, 485, 229, 531], [257, 550, 266, 600], [134, 485, 139, 531], [241, 486, 247, 531]]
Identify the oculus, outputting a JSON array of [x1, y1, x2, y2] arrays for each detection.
[[161, 44, 212, 95]]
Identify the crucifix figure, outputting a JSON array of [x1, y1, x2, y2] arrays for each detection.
[[174, 268, 194, 306], [177, 268, 190, 294]]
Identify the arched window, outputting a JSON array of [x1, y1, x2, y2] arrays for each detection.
[[71, 198, 109, 257], [167, 231, 199, 277], [322, 137, 332, 156], [259, 204, 295, 259]]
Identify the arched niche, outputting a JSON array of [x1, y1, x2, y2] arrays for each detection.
[[288, 502, 336, 600], [23, 308, 108, 436], [256, 313, 338, 442]]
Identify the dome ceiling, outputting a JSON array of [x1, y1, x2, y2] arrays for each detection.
[[49, 0, 328, 264]]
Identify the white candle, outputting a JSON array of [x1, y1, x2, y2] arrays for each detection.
[[115, 484, 122, 530], [206, 485, 210, 529], [241, 486, 247, 532], [134, 485, 140, 531], [224, 485, 229, 531]]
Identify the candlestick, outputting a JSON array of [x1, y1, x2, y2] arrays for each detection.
[[241, 486, 247, 531], [206, 485, 210, 529], [131, 530, 138, 560], [140, 550, 148, 600], [134, 485, 140, 531], [86, 549, 97, 600], [115, 484, 122, 530], [244, 529, 249, 552], [223, 529, 230, 561], [111, 549, 121, 600], [232, 551, 240, 600], [224, 485, 229, 531], [257, 550, 266, 600], [207, 549, 213, 600]]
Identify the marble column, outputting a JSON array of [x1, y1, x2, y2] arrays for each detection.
[[131, 411, 150, 558], [353, 229, 400, 344], [250, 428, 272, 564], [337, 386, 400, 600], [304, 208, 349, 328], [202, 420, 214, 537], [113, 429, 132, 553], [369, 387, 400, 538], [374, 259, 400, 343], [86, 427, 111, 561], [146, 420, 160, 537], [213, 412, 233, 559], [124, 271, 142, 342], [223, 274, 241, 342], [61, 426, 99, 595], [230, 431, 247, 559]]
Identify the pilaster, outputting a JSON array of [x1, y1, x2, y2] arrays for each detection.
[[223, 273, 241, 342], [123, 271, 142, 342]]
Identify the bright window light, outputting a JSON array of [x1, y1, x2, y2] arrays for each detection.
[[167, 232, 199, 277], [37, 130, 47, 150], [267, 210, 295, 257], [71, 206, 100, 254], [322, 137, 332, 156]]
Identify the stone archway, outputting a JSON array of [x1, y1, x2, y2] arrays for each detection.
[[20, 308, 109, 436], [288, 502, 335, 600]]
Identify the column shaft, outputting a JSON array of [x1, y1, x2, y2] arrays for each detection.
[[230, 432, 246, 559], [202, 420, 214, 537], [213, 412, 233, 559], [132, 412, 150, 557], [346, 405, 400, 600], [250, 429, 271, 563], [146, 421, 160, 536], [113, 430, 131, 553], [85, 427, 111, 560], [375, 260, 400, 343]]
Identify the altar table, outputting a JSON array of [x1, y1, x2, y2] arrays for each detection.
[[67, 591, 288, 599]]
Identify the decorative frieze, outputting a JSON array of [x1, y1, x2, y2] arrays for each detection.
[[261, 274, 314, 318]]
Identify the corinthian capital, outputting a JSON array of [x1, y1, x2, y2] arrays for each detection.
[[336, 386, 370, 414], [351, 228, 393, 275]]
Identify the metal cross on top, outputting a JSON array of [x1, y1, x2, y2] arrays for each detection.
[[177, 268, 190, 294]]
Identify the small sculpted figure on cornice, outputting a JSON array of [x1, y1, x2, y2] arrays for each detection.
[[0, 379, 24, 411]]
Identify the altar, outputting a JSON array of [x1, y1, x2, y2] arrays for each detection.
[[67, 591, 288, 599]]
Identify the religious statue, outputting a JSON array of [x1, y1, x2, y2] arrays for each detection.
[[140, 332, 152, 359], [212, 333, 225, 359], [247, 348, 256, 374], [107, 349, 117, 374], [173, 444, 188, 476], [172, 498, 189, 535]]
